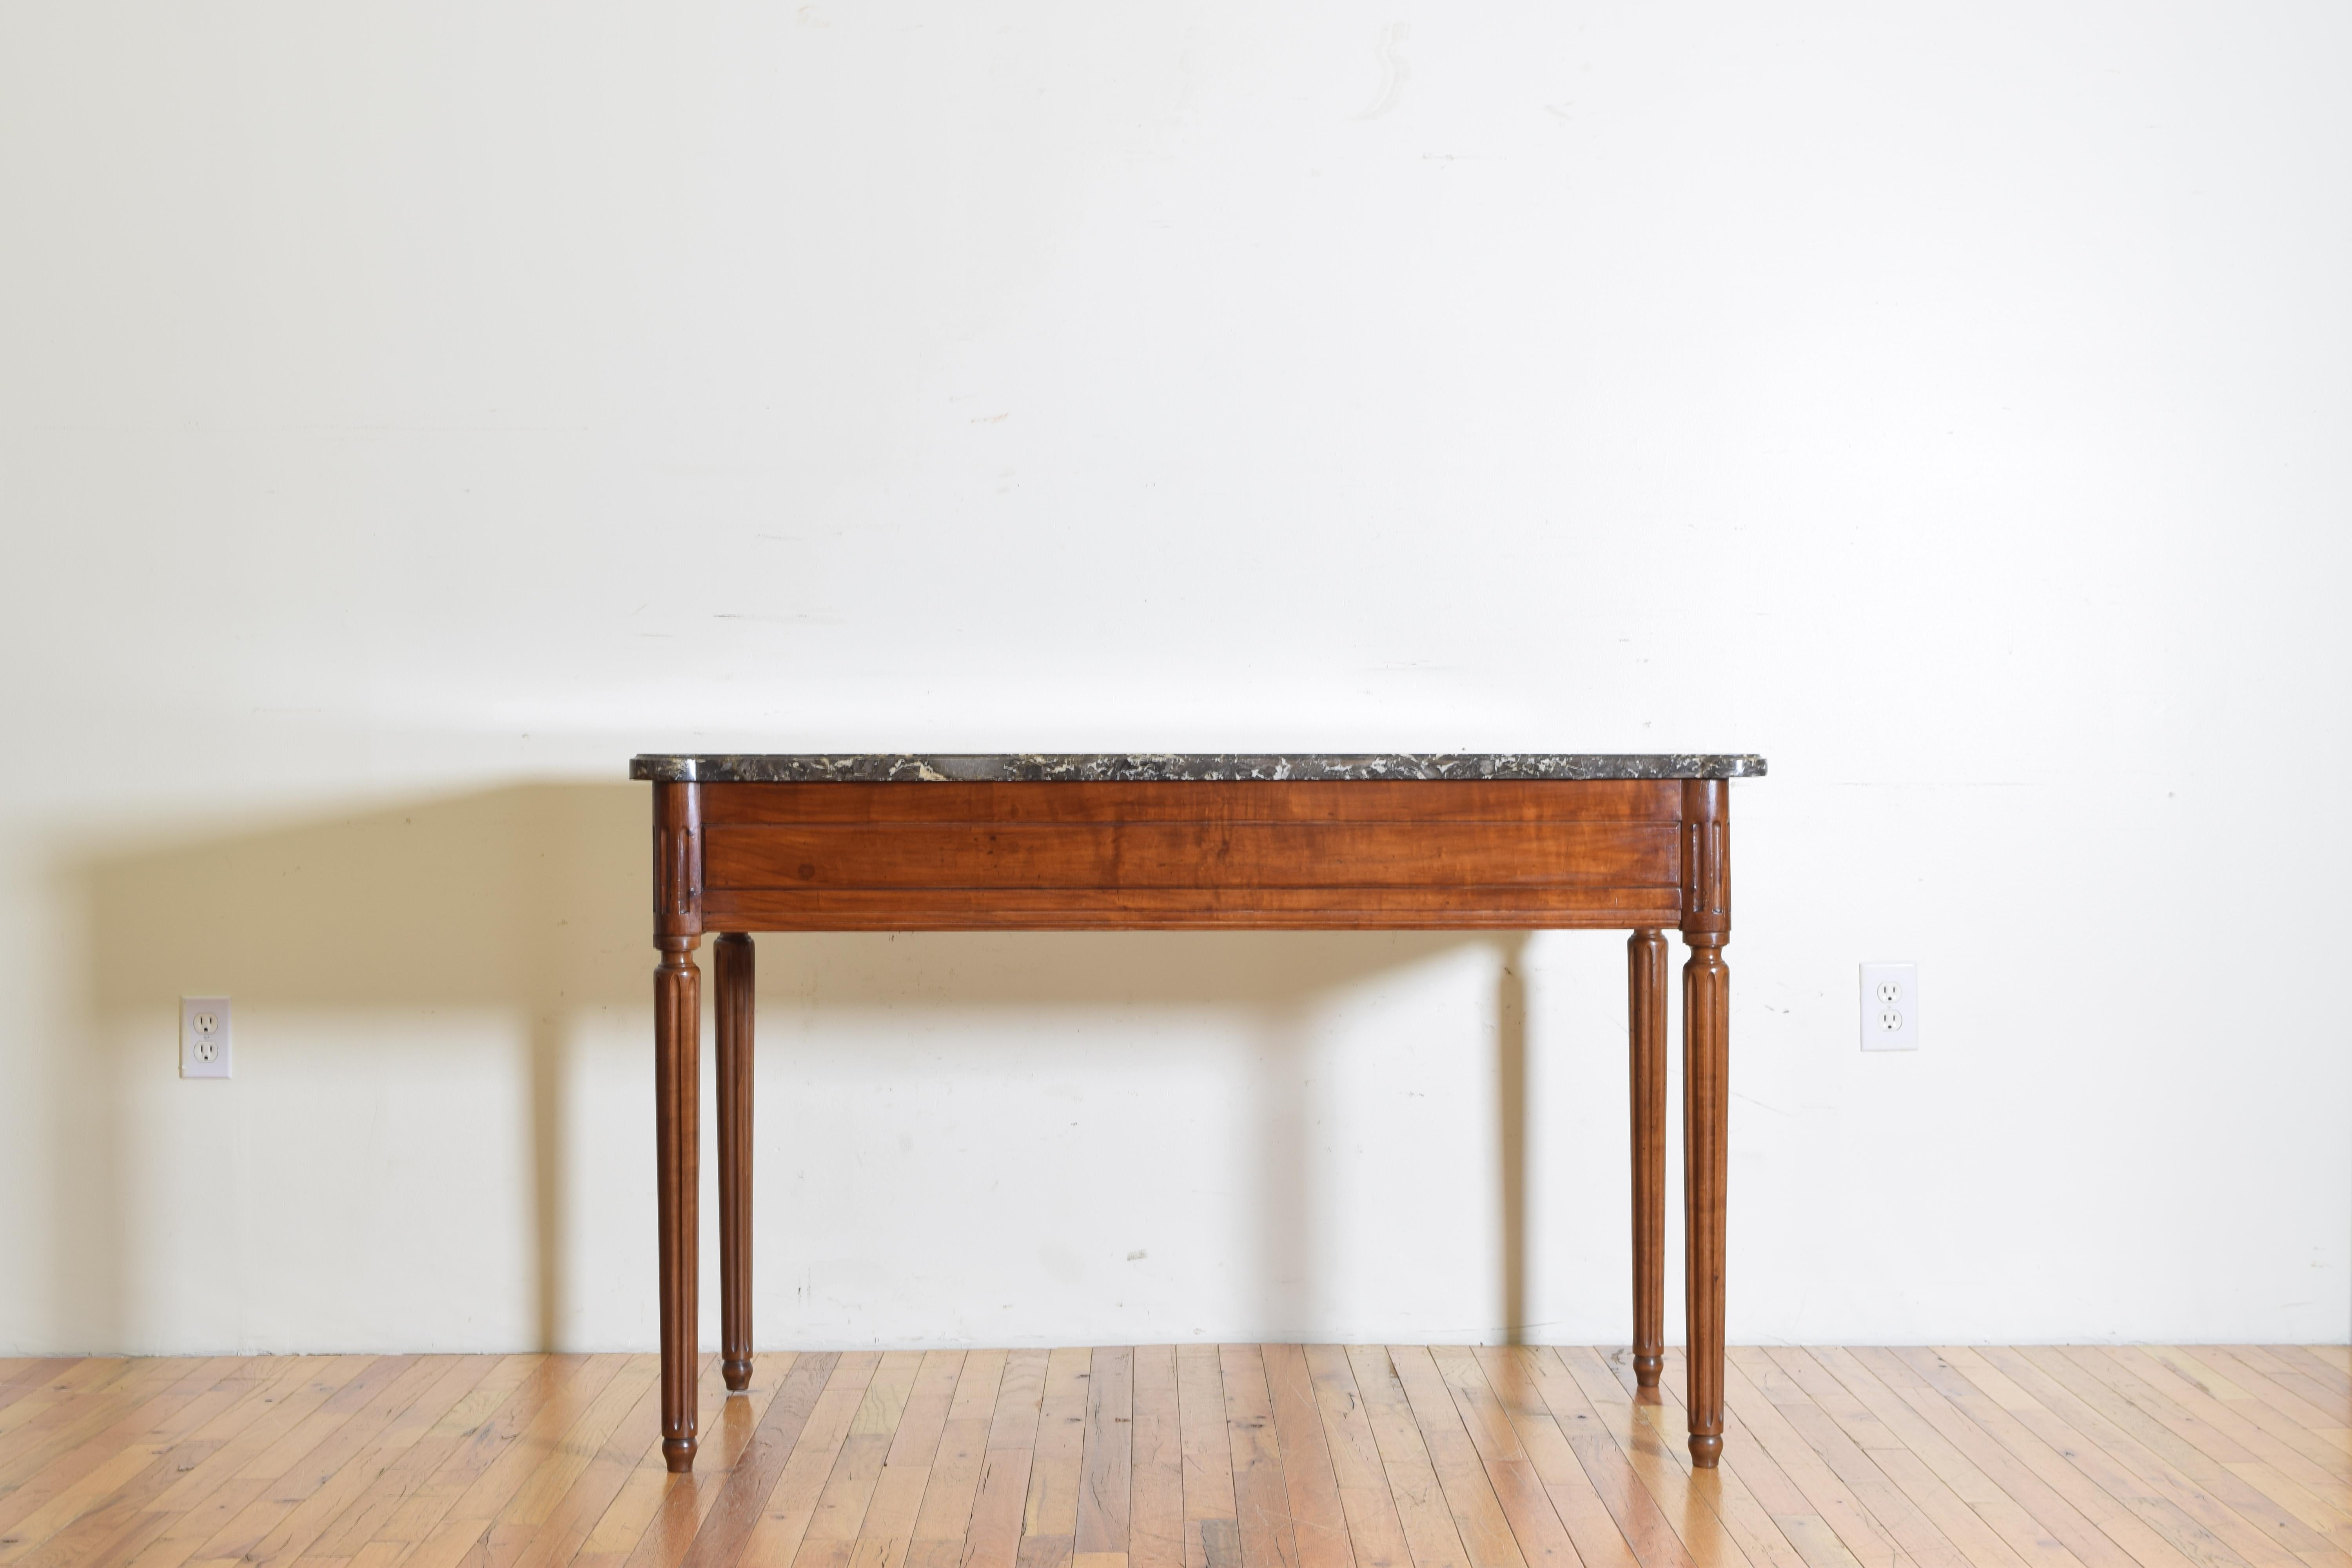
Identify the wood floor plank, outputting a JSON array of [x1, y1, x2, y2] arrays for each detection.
[[1641, 1351, 1823, 1549], [1467, 1347, 1645, 1568], [2238, 1356, 2346, 1415], [473, 1356, 665, 1564], [1600, 1349, 1813, 1568], [370, 1355, 588, 1544], [301, 1354, 538, 1559], [106, 1359, 343, 1568], [1833, 1348, 2178, 1568], [0, 1362, 110, 1449], [964, 1446, 1036, 1568], [800, 1349, 929, 1563], [573, 1355, 724, 1568], [2062, 1352, 2352, 1544], [288, 1354, 517, 1562], [1421, 1346, 1586, 1568], [156, 1354, 445, 1561], [20, 1357, 239, 1477], [489, 1357, 671, 1568], [1261, 1346, 1352, 1568], [1383, 1347, 1524, 1568], [732, 1352, 880, 1568], [1220, 1346, 1301, 1568], [0, 1363, 51, 1412], [432, 1353, 632, 1539], [15, 1457, 193, 1568], [619, 1352, 786, 1568], [2210, 1465, 2350, 1557], [890, 1351, 969, 1476], [0, 1359, 197, 1495], [906, 1347, 1007, 1563], [232, 1356, 480, 1566], [1586, 1347, 1797, 1568], [1301, 1346, 1418, 1568], [2199, 1357, 2347, 1442], [183, 1356, 461, 1564], [1690, 1352, 1914, 1568], [0, 1358, 165, 1459], [851, 1347, 967, 1568], [8, 1348, 2329, 1568], [1987, 1349, 2332, 1567], [1179, 1346, 1240, 1568], [2157, 1357, 2340, 1455], [1076, 1348, 1134, 1563], [1025, 1345, 1095, 1557], [7, 1373, 250, 1568], [1130, 1348, 1187, 1568], [1550, 1347, 1742, 1568], [597, 1350, 801, 1568], [1957, 1354, 2267, 1568], [0, 1358, 243, 1559], [1903, 1348, 2250, 1568], [996, 1354, 1053, 1456], [1736, 1348, 1972, 1568], [1339, 1345, 1473, 1568], [143, 1357, 389, 1561], [0, 1360, 125, 1420], [2128, 1354, 2351, 1485], [958, 1350, 1051, 1568], [1780, 1350, 2065, 1568]]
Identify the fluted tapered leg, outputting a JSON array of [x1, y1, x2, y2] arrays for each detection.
[[1677, 776, 1731, 1468], [1681, 935, 1728, 1467], [715, 932, 755, 1394], [1628, 928, 1669, 1394], [654, 939, 701, 1472]]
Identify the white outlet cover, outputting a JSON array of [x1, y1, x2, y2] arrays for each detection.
[[1859, 963, 1918, 1051], [181, 996, 232, 1078]]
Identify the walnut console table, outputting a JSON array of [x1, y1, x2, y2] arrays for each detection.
[[628, 752, 1764, 1473]]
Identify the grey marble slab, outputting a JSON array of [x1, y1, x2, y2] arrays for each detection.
[[630, 753, 1765, 783]]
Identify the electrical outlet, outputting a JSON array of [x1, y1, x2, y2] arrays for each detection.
[[1859, 963, 1917, 1051], [181, 996, 232, 1078]]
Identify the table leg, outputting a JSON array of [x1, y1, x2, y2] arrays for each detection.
[[1681, 932, 1728, 1467], [1677, 776, 1730, 1468], [1628, 928, 1668, 1394], [655, 936, 701, 1471], [715, 932, 755, 1394]]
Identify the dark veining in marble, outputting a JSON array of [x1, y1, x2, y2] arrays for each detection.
[[630, 753, 1766, 783]]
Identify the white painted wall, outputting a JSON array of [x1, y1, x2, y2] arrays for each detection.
[[2, 2, 2346, 1355]]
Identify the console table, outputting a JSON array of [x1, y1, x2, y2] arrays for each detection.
[[627, 753, 1764, 1473]]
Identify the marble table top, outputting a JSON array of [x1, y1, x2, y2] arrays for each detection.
[[630, 753, 1766, 783]]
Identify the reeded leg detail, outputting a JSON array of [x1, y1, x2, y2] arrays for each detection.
[[655, 939, 701, 1472], [715, 932, 755, 1394], [1682, 936, 1728, 1467], [1628, 929, 1669, 1394]]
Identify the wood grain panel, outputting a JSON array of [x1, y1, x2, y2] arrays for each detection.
[[701, 781, 1682, 827], [694, 777, 1688, 931], [707, 822, 1676, 893], [703, 886, 1685, 933]]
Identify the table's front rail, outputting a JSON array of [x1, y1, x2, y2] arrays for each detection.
[[697, 779, 1686, 931]]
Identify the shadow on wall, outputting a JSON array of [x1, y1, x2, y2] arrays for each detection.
[[68, 782, 1539, 1351]]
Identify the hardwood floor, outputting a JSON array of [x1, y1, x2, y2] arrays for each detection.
[[0, 1346, 2344, 1568]]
